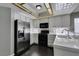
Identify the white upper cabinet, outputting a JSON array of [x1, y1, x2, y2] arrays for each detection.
[[61, 15, 70, 27], [49, 17, 55, 27], [26, 17, 31, 22], [49, 15, 70, 27], [49, 16, 62, 28], [14, 12, 31, 23], [74, 18, 79, 33], [39, 18, 49, 23], [14, 13, 20, 20], [33, 19, 39, 28], [20, 15, 26, 21], [54, 16, 62, 27]]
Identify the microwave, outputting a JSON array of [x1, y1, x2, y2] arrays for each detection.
[[40, 23, 48, 28]]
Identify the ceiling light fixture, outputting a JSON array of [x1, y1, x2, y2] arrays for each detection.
[[36, 5, 42, 10]]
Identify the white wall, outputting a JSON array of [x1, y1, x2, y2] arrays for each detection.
[[0, 6, 30, 56], [10, 9, 15, 56], [0, 6, 11, 56]]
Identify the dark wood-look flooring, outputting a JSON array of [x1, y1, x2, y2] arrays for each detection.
[[21, 45, 53, 56]]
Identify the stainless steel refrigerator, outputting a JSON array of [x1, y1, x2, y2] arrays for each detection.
[[14, 20, 30, 56]]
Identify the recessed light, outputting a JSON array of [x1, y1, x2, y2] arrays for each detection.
[[36, 5, 42, 10]]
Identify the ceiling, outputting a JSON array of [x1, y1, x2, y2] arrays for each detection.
[[23, 3, 50, 18], [13, 3, 79, 19], [24, 3, 47, 14], [13, 3, 53, 18], [0, 3, 78, 19]]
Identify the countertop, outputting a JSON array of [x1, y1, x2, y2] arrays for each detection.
[[53, 36, 79, 53]]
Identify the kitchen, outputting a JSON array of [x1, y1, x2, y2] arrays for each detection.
[[0, 3, 79, 56]]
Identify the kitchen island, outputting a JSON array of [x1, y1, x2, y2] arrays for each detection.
[[53, 35, 79, 56]]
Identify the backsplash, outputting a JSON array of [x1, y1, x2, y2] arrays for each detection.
[[49, 27, 79, 39], [49, 27, 69, 35]]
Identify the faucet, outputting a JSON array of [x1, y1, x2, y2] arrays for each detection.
[[61, 29, 71, 39]]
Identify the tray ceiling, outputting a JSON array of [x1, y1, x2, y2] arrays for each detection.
[[13, 3, 78, 19]]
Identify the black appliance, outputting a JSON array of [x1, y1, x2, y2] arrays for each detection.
[[41, 30, 49, 34], [38, 30, 49, 47], [14, 20, 30, 56], [40, 23, 48, 28], [39, 23, 49, 47]]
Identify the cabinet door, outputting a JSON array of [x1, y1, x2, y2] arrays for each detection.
[[62, 15, 70, 27], [14, 13, 20, 20], [33, 20, 39, 28], [53, 16, 62, 27], [40, 18, 49, 23], [56, 16, 62, 27], [74, 18, 79, 33], [49, 17, 55, 27], [48, 35, 56, 47], [21, 15, 26, 21]]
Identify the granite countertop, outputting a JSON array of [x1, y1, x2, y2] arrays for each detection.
[[53, 36, 79, 53]]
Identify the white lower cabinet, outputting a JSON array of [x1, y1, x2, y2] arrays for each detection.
[[54, 45, 79, 56], [48, 34, 56, 47]]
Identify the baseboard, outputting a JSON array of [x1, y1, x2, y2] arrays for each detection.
[[10, 53, 14, 56], [31, 43, 53, 49], [48, 46, 53, 49], [30, 43, 38, 47]]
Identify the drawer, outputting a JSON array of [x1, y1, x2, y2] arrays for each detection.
[[48, 35, 56, 40], [48, 42, 53, 47], [48, 38, 55, 43], [48, 37, 54, 39], [48, 35, 56, 37], [48, 38, 55, 42]]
